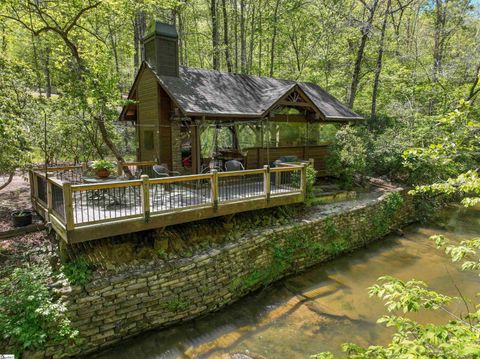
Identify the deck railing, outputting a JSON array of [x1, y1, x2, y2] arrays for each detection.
[[29, 163, 307, 243]]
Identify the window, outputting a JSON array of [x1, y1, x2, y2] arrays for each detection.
[[144, 130, 154, 150]]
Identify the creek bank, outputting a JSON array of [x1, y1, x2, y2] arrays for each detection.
[[31, 185, 414, 358]]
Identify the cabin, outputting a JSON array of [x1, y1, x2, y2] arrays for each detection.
[[120, 22, 362, 177], [30, 22, 362, 244]]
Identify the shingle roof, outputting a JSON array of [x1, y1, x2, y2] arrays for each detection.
[[146, 63, 362, 120]]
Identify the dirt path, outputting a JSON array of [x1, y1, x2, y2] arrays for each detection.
[[0, 175, 49, 276], [0, 174, 33, 231]]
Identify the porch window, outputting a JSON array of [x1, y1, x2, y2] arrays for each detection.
[[144, 130, 154, 150]]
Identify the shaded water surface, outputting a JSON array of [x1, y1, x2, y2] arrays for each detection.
[[94, 205, 480, 359]]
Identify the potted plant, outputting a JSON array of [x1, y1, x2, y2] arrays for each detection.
[[91, 160, 115, 178], [11, 209, 33, 227]]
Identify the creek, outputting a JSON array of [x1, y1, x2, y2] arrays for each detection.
[[95, 204, 480, 358]]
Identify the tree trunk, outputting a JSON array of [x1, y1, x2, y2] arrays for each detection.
[[44, 46, 52, 97], [0, 173, 14, 191], [210, 0, 220, 70], [269, 0, 281, 77], [371, 0, 391, 122], [348, 0, 379, 109], [258, 0, 262, 75], [222, 0, 233, 72], [467, 64, 480, 103], [247, 2, 256, 74], [233, 0, 239, 72], [240, 0, 246, 73], [432, 0, 446, 83], [134, 11, 146, 70], [178, 7, 186, 65]]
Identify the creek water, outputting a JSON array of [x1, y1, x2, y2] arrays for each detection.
[[95, 204, 480, 359]]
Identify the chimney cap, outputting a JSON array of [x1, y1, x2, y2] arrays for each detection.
[[143, 21, 178, 41]]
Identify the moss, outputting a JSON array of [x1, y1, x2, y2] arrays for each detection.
[[229, 224, 354, 295], [371, 192, 404, 237], [162, 297, 191, 312]]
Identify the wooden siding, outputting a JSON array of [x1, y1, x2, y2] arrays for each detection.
[[158, 86, 173, 169], [137, 70, 159, 161], [244, 145, 330, 175]]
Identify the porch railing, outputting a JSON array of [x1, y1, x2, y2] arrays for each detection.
[[29, 163, 307, 242]]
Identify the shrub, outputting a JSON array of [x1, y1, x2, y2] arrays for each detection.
[[62, 257, 93, 286], [0, 265, 77, 352], [327, 125, 367, 189]]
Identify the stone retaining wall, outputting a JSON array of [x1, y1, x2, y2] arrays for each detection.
[[39, 189, 414, 358]]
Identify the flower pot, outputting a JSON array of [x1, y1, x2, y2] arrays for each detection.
[[95, 169, 110, 178], [11, 210, 33, 227]]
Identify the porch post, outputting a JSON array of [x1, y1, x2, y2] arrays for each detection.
[[63, 182, 75, 231], [141, 175, 150, 222], [264, 165, 271, 203], [211, 169, 219, 211], [191, 120, 201, 174], [301, 163, 308, 198], [46, 178, 53, 220]]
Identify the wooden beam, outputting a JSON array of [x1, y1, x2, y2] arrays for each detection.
[[63, 182, 74, 230], [191, 122, 201, 174], [264, 165, 271, 203], [141, 175, 150, 222]]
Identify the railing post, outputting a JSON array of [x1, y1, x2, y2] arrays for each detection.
[[301, 163, 308, 197], [28, 170, 35, 206], [211, 169, 219, 211], [117, 162, 123, 177], [264, 165, 271, 203], [47, 178, 53, 220], [63, 182, 74, 231], [308, 158, 314, 168], [141, 175, 150, 222]]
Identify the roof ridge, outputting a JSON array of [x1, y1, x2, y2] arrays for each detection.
[[179, 65, 296, 84]]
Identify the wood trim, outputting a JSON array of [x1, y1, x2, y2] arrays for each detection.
[[63, 183, 74, 230], [71, 180, 142, 192], [122, 161, 157, 167], [217, 168, 265, 177], [66, 192, 304, 243], [149, 173, 212, 184], [270, 166, 302, 173], [50, 214, 68, 242]]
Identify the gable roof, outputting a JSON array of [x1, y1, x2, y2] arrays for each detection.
[[125, 62, 362, 121]]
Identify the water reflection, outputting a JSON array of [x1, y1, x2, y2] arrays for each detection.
[[93, 205, 479, 359]]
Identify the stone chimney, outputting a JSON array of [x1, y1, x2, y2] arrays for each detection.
[[142, 21, 179, 77]]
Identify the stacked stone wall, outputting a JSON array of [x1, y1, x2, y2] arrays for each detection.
[[40, 190, 414, 358]]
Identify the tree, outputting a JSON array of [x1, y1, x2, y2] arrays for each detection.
[[315, 103, 480, 358], [0, 55, 34, 189], [1, 1, 132, 174]]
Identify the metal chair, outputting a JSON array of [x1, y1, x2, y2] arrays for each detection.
[[225, 160, 244, 172], [152, 164, 181, 209], [152, 164, 181, 178]]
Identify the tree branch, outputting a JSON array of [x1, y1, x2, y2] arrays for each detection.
[[64, 1, 102, 34]]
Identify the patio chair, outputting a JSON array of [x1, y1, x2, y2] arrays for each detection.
[[152, 164, 181, 178], [225, 160, 244, 171], [152, 164, 182, 209]]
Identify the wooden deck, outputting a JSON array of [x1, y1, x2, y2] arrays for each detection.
[[30, 163, 307, 243]]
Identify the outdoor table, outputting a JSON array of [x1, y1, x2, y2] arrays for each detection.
[[82, 176, 133, 207]]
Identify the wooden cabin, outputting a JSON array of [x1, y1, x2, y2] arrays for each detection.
[[120, 21, 362, 176]]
